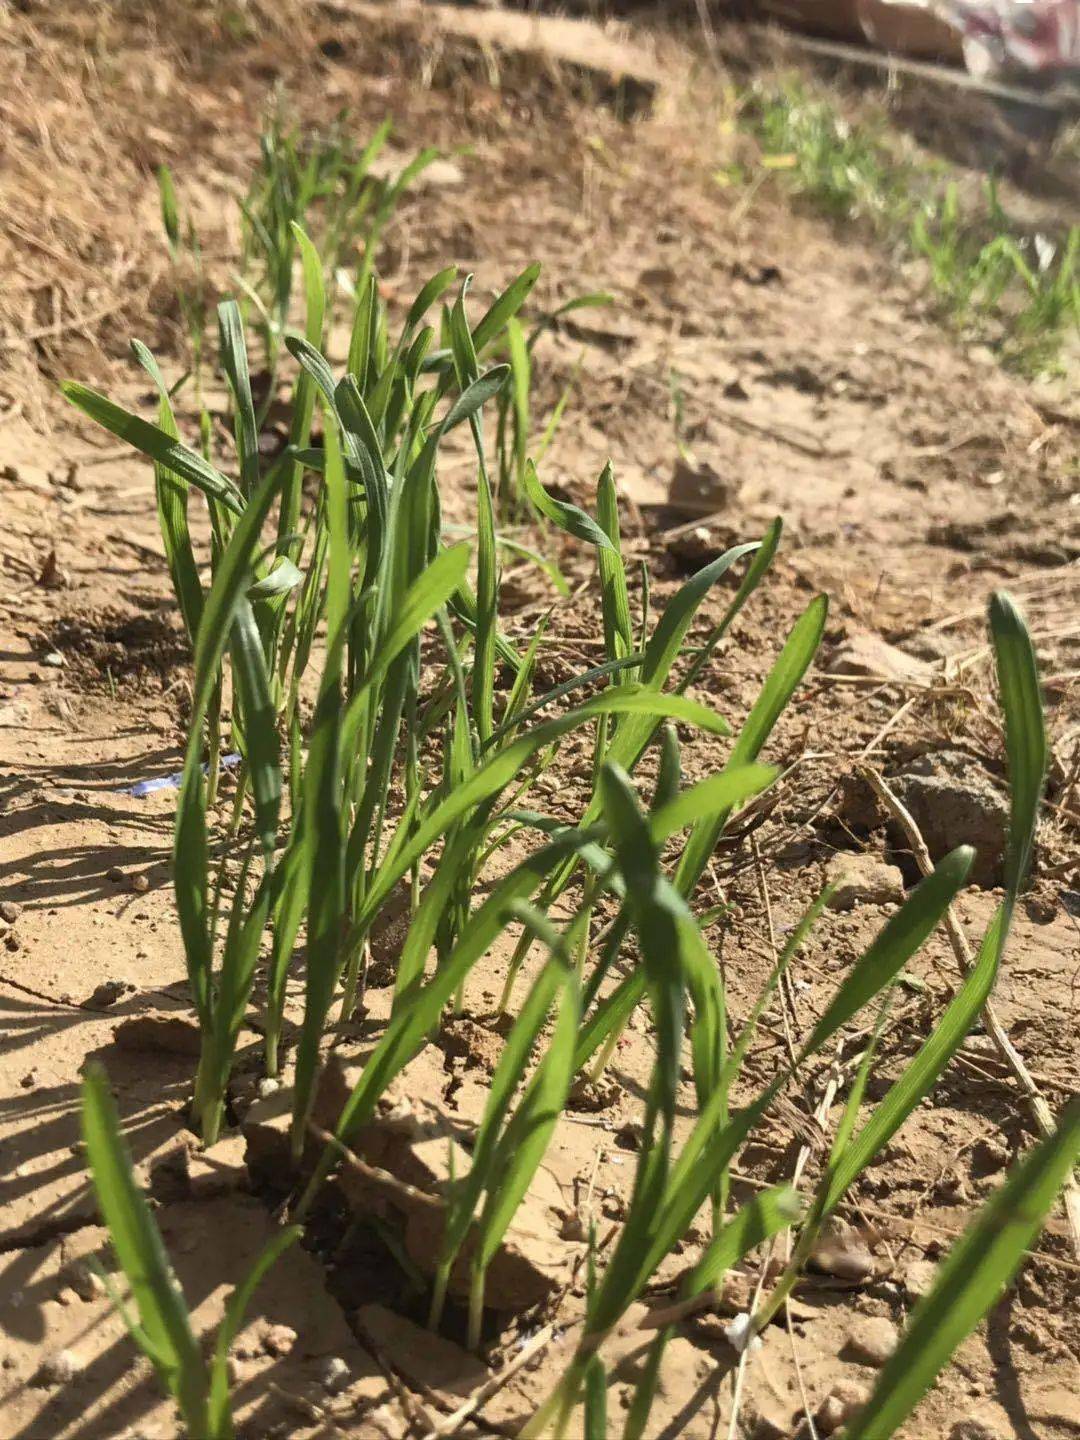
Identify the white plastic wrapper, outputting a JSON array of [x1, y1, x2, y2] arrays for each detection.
[[859, 0, 1080, 77]]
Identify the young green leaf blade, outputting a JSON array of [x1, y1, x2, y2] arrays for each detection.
[[523, 460, 617, 553], [131, 340, 205, 647], [173, 466, 286, 1026], [229, 598, 281, 858], [800, 845, 974, 1060], [990, 591, 1047, 899], [60, 383, 244, 515], [217, 300, 260, 497], [847, 1098, 1080, 1440], [472, 262, 542, 354], [81, 1065, 210, 1435], [208, 1226, 301, 1435]]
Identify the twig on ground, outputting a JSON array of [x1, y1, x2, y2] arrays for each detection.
[[418, 1323, 565, 1440], [860, 764, 1080, 1261]]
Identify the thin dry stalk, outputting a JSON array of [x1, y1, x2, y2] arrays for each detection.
[[418, 1323, 562, 1440], [860, 764, 1080, 1261], [725, 1067, 840, 1439]]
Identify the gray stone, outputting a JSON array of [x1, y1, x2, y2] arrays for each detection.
[[817, 1380, 870, 1435], [825, 852, 904, 910], [903, 1258, 938, 1302], [845, 1314, 899, 1366], [839, 749, 1009, 887]]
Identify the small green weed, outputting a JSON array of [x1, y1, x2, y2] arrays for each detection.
[[742, 76, 1080, 375], [746, 77, 908, 229]]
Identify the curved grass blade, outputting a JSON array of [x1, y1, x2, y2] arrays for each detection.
[[596, 462, 634, 673], [131, 340, 205, 646], [442, 366, 510, 433], [468, 924, 580, 1344], [680, 516, 784, 695], [174, 467, 287, 1028], [523, 459, 616, 553], [290, 417, 349, 1156], [847, 1098, 1080, 1440], [208, 1225, 301, 1435], [432, 906, 570, 1328], [823, 903, 1006, 1212], [295, 829, 604, 1217], [82, 1065, 211, 1436], [620, 1186, 803, 1440], [217, 300, 260, 497], [990, 591, 1047, 899], [675, 593, 827, 893], [61, 382, 244, 515], [591, 848, 974, 1332], [278, 223, 325, 556], [648, 763, 778, 843], [584, 1357, 607, 1440], [356, 687, 731, 934], [229, 598, 281, 857], [472, 262, 542, 354]]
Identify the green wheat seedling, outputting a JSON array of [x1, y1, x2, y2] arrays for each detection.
[[157, 164, 209, 398], [73, 143, 1079, 1440], [744, 81, 1079, 375], [80, 1065, 300, 1440], [73, 260, 1079, 1440], [239, 114, 439, 395], [63, 243, 553, 1138], [522, 591, 1071, 1438], [492, 289, 612, 519]]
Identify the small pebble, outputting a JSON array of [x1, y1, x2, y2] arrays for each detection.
[[106, 866, 124, 883], [36, 1349, 82, 1386], [949, 1422, 1004, 1440], [87, 980, 132, 1009], [129, 874, 150, 894], [903, 1258, 938, 1302], [810, 1231, 875, 1281], [257, 1076, 281, 1099], [974, 1136, 1009, 1172], [262, 1323, 296, 1358], [66, 1262, 104, 1301], [19, 1071, 38, 1090], [0, 900, 22, 922], [319, 1355, 351, 1395], [846, 1314, 899, 1367], [41, 651, 64, 668], [817, 1380, 869, 1435], [1025, 893, 1056, 924], [5, 932, 20, 952]]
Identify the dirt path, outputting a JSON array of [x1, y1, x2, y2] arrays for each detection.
[[1, 3, 1078, 1437]]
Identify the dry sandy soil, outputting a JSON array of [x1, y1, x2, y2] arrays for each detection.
[[1, 2, 1078, 1437]]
